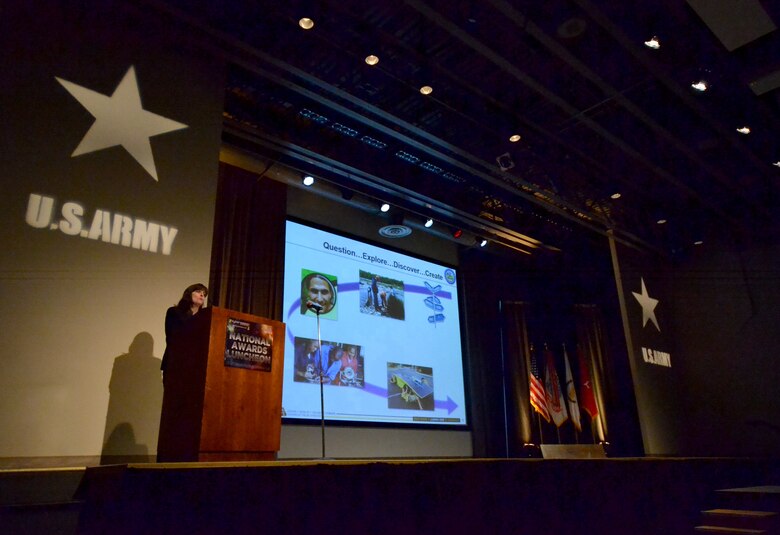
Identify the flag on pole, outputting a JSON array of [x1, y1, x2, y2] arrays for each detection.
[[528, 346, 550, 422], [563, 345, 581, 432], [577, 346, 599, 419], [543, 348, 568, 428]]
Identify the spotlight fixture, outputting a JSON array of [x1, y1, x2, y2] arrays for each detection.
[[419, 85, 433, 95], [610, 192, 622, 200], [302, 175, 315, 186], [338, 187, 354, 200], [479, 238, 488, 247], [452, 228, 463, 239], [691, 80, 708, 92], [509, 134, 522, 142], [736, 126, 751, 134], [496, 152, 515, 171], [424, 218, 434, 228], [365, 55, 379, 66], [380, 203, 390, 213], [644, 36, 660, 49], [298, 17, 314, 30]]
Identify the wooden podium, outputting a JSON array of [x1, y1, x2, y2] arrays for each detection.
[[157, 307, 285, 462]]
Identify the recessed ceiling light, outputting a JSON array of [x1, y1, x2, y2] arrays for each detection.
[[419, 85, 433, 95], [736, 126, 751, 134], [424, 218, 434, 228], [365, 55, 379, 66], [610, 192, 622, 200], [691, 80, 708, 92], [302, 175, 314, 186], [479, 239, 488, 247], [694, 240, 704, 245], [509, 134, 522, 142], [657, 218, 667, 225], [380, 203, 390, 213], [644, 36, 660, 49], [298, 17, 314, 30]]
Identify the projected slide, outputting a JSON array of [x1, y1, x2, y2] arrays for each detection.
[[282, 220, 467, 426]]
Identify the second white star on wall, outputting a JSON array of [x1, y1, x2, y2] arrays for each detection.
[[632, 277, 660, 331], [56, 65, 188, 181]]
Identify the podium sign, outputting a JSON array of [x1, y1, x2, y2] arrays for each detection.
[[157, 307, 285, 462]]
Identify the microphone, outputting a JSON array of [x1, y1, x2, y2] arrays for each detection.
[[306, 301, 324, 313]]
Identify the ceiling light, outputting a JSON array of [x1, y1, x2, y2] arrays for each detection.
[[694, 240, 704, 245], [302, 175, 314, 186], [656, 218, 667, 225], [419, 85, 433, 95], [736, 126, 751, 134], [299, 17, 314, 30], [424, 218, 434, 228], [644, 36, 660, 49], [509, 134, 522, 142], [773, 162, 780, 167], [365, 55, 379, 66], [380, 203, 390, 213], [610, 192, 622, 200], [691, 80, 708, 92], [479, 239, 488, 247]]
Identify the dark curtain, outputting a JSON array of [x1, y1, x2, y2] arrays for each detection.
[[459, 249, 507, 458], [209, 161, 286, 319], [574, 304, 610, 443], [500, 301, 534, 454]]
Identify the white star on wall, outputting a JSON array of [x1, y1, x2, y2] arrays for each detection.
[[632, 277, 660, 331], [56, 65, 188, 181]]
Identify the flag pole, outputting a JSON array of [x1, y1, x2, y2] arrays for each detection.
[[537, 410, 544, 445]]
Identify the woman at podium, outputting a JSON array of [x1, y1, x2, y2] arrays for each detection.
[[161, 283, 208, 375]]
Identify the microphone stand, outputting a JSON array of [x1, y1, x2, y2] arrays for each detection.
[[315, 306, 326, 459]]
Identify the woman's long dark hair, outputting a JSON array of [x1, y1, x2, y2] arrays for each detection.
[[176, 283, 208, 313]]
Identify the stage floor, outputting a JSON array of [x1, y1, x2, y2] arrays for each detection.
[[65, 457, 780, 535]]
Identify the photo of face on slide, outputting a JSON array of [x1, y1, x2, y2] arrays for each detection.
[[300, 270, 338, 319]]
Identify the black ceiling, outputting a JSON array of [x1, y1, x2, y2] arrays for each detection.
[[159, 0, 780, 257]]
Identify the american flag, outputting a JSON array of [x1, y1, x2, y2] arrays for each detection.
[[528, 346, 550, 422]]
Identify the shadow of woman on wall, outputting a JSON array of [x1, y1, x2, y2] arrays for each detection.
[[100, 332, 162, 464]]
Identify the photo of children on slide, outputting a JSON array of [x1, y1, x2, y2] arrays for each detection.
[[386, 362, 434, 410], [359, 270, 405, 320], [293, 336, 364, 387]]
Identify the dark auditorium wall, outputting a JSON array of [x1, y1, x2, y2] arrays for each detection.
[[0, 4, 224, 462], [613, 236, 780, 457], [614, 243, 686, 455], [666, 238, 780, 456]]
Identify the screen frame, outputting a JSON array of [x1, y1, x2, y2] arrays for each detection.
[[281, 216, 472, 431]]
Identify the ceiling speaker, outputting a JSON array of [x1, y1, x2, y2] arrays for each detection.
[[378, 224, 412, 238]]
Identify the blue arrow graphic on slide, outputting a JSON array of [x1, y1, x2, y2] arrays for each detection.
[[363, 382, 458, 414]]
